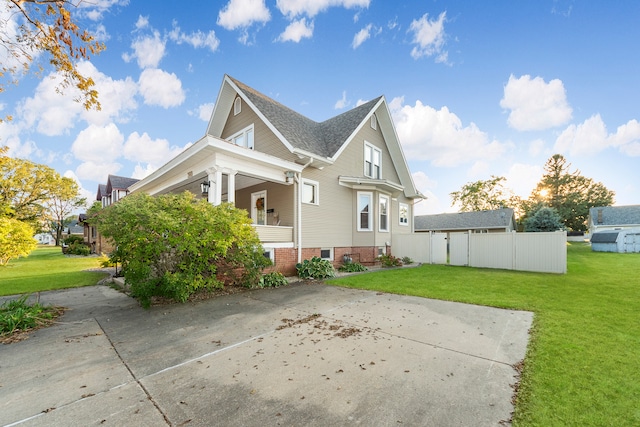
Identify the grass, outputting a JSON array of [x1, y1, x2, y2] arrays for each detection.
[[0, 246, 108, 296], [327, 243, 640, 426]]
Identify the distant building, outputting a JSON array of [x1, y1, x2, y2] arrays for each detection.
[[415, 208, 516, 236]]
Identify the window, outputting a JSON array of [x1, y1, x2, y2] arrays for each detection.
[[234, 97, 241, 115], [320, 248, 332, 260], [357, 192, 373, 231], [370, 114, 377, 130], [364, 142, 381, 179], [379, 195, 389, 232], [301, 179, 319, 205], [228, 125, 254, 149], [263, 248, 274, 262], [399, 203, 409, 226]]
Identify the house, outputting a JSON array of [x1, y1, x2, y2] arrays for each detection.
[[126, 75, 422, 274], [414, 208, 516, 236], [588, 205, 640, 235], [81, 175, 139, 254], [34, 232, 55, 245]]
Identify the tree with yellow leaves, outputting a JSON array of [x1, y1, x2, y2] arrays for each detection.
[[1, 0, 105, 113]]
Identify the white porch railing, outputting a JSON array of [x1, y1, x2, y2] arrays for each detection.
[[253, 225, 293, 243]]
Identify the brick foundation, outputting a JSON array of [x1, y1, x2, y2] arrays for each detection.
[[266, 246, 387, 277]]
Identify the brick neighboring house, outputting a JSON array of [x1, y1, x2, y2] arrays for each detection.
[[80, 176, 139, 255], [87, 75, 423, 274]]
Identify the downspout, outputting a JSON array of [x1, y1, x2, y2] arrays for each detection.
[[294, 158, 314, 263]]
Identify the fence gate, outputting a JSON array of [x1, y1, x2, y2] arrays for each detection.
[[431, 233, 448, 264], [449, 232, 469, 266]]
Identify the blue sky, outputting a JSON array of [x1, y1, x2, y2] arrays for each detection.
[[2, 0, 639, 215]]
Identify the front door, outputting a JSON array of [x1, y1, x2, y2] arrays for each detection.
[[251, 191, 267, 225]]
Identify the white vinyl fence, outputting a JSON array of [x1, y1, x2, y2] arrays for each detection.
[[393, 231, 567, 274]]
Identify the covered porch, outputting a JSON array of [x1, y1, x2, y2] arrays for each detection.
[[128, 135, 304, 246]]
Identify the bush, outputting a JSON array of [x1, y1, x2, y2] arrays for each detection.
[[401, 256, 414, 265], [338, 262, 367, 273], [259, 271, 288, 288], [91, 192, 269, 308], [0, 217, 37, 266], [63, 235, 84, 246], [378, 253, 403, 268], [296, 256, 335, 280]]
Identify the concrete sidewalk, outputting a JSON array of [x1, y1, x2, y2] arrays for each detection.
[[0, 283, 532, 426]]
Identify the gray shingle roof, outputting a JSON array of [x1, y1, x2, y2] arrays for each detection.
[[590, 205, 640, 226], [590, 231, 619, 243], [106, 175, 140, 193], [230, 76, 381, 158], [96, 184, 108, 201], [415, 208, 515, 231]]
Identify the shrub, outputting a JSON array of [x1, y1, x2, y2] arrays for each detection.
[[63, 235, 84, 246], [378, 253, 403, 268], [259, 271, 288, 288], [92, 192, 269, 308], [338, 262, 367, 273], [401, 256, 414, 265], [296, 256, 335, 280], [66, 242, 90, 256]]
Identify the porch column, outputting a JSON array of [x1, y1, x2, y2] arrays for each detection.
[[206, 167, 223, 205], [227, 170, 237, 204]]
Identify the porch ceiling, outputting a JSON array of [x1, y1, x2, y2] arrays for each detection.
[[129, 135, 304, 196]]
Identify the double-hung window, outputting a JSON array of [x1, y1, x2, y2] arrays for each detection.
[[399, 203, 409, 226], [357, 192, 373, 231], [379, 195, 389, 232], [364, 142, 381, 179], [228, 125, 254, 149]]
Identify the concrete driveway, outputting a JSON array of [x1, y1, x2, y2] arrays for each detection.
[[0, 282, 532, 426]]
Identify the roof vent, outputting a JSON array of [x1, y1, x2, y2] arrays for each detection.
[[597, 209, 603, 224]]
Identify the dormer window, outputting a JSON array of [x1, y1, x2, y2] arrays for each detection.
[[370, 114, 377, 130], [234, 97, 242, 115]]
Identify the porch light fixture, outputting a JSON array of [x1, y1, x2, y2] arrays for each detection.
[[200, 180, 210, 195], [284, 170, 295, 183]]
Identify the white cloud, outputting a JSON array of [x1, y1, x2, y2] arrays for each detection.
[[218, 0, 271, 30], [191, 103, 215, 121], [334, 91, 348, 109], [71, 123, 124, 164], [132, 163, 158, 180], [123, 131, 185, 166], [123, 31, 166, 69], [389, 96, 506, 167], [169, 23, 220, 52], [500, 74, 572, 131], [504, 163, 543, 199], [138, 68, 185, 108], [352, 24, 372, 49], [71, 123, 125, 182], [17, 61, 137, 135], [276, 0, 370, 18], [554, 114, 640, 157], [412, 171, 447, 214], [408, 12, 448, 62], [135, 15, 150, 30], [77, 0, 129, 21], [277, 18, 314, 42]]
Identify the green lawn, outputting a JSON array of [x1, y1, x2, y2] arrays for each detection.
[[0, 246, 108, 296], [327, 243, 640, 426]]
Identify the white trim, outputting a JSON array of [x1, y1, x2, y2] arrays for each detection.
[[301, 178, 319, 205], [320, 248, 333, 260], [251, 190, 267, 225], [262, 248, 274, 262], [379, 194, 390, 232], [357, 191, 373, 232], [234, 97, 241, 115], [370, 114, 377, 130]]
